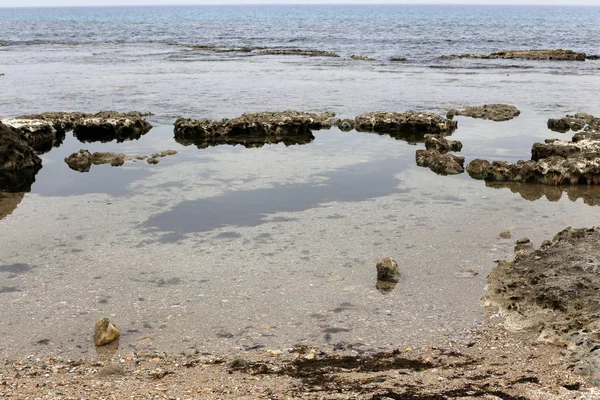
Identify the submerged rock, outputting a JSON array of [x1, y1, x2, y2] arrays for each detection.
[[351, 55, 376, 61], [335, 118, 355, 132], [94, 318, 120, 347], [390, 57, 407, 62], [174, 111, 335, 148], [376, 257, 400, 283], [416, 150, 465, 176], [65, 149, 177, 172], [354, 111, 457, 141], [447, 104, 520, 122], [441, 49, 588, 61], [258, 49, 340, 57], [424, 134, 462, 153], [0, 122, 42, 192], [0, 191, 24, 221], [376, 280, 398, 294]]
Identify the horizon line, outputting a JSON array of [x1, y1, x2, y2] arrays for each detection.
[[1, 3, 599, 8]]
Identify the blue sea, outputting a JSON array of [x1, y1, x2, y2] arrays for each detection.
[[1, 5, 600, 358]]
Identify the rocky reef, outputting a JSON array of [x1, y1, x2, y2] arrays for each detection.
[[65, 149, 177, 172], [353, 111, 457, 143], [0, 122, 42, 192], [1, 111, 152, 149], [485, 227, 600, 384], [447, 104, 521, 122], [468, 113, 600, 186], [441, 49, 590, 61], [351, 55, 376, 61], [174, 111, 335, 148], [416, 134, 465, 175], [258, 49, 340, 57], [188, 45, 253, 53], [547, 113, 599, 133]]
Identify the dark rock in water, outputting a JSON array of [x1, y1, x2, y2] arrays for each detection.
[[94, 317, 120, 347], [73, 111, 153, 143], [351, 55, 376, 61], [189, 45, 253, 53], [441, 49, 588, 61], [390, 57, 407, 62], [174, 111, 334, 148], [0, 122, 42, 192], [354, 111, 457, 141], [376, 257, 400, 283], [416, 149, 465, 175], [1, 117, 67, 153], [446, 104, 520, 122], [424, 134, 462, 153], [547, 113, 598, 133], [484, 227, 600, 382], [65, 149, 177, 172], [258, 49, 340, 57], [335, 119, 355, 132]]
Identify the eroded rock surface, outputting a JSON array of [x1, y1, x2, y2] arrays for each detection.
[[65, 149, 177, 172], [424, 134, 462, 153], [94, 318, 120, 347], [354, 111, 457, 142], [416, 150, 465, 175], [547, 113, 599, 133], [485, 227, 600, 384], [0, 122, 42, 191], [376, 257, 400, 283], [447, 104, 520, 122], [258, 49, 339, 57], [468, 113, 600, 186], [174, 111, 334, 148], [441, 49, 589, 61]]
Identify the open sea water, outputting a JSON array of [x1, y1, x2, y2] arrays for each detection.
[[1, 5, 600, 358]]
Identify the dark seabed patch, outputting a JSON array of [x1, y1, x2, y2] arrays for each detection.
[[143, 158, 409, 233], [0, 263, 35, 274]]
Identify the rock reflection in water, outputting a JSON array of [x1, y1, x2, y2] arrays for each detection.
[[485, 181, 600, 206], [376, 280, 398, 294], [0, 192, 25, 221], [175, 133, 315, 149]]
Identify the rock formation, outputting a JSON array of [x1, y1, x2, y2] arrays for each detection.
[[354, 111, 457, 142], [484, 227, 600, 383], [547, 113, 598, 133], [1, 111, 153, 149], [390, 57, 407, 62], [424, 134, 462, 153], [189, 45, 253, 53], [0, 122, 42, 192], [94, 318, 120, 347], [258, 49, 340, 57], [441, 49, 589, 61], [467, 113, 600, 186], [335, 119, 355, 132], [416, 150, 465, 175], [376, 257, 400, 283], [351, 55, 376, 61], [65, 149, 177, 172], [174, 111, 335, 148], [447, 104, 520, 122]]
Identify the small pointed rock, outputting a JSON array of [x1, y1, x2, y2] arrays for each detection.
[[94, 317, 120, 346]]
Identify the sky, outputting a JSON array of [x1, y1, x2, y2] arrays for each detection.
[[0, 0, 598, 7]]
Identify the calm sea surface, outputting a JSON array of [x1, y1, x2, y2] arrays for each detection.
[[1, 5, 600, 358]]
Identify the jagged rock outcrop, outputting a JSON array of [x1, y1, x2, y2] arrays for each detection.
[[484, 227, 600, 382], [65, 149, 177, 172], [0, 122, 42, 192], [547, 113, 599, 133], [447, 104, 520, 122], [354, 111, 457, 142], [174, 111, 335, 148], [258, 49, 340, 57], [441, 49, 589, 61], [416, 150, 465, 175]]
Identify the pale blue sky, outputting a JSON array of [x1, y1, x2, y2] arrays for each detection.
[[0, 0, 598, 7]]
